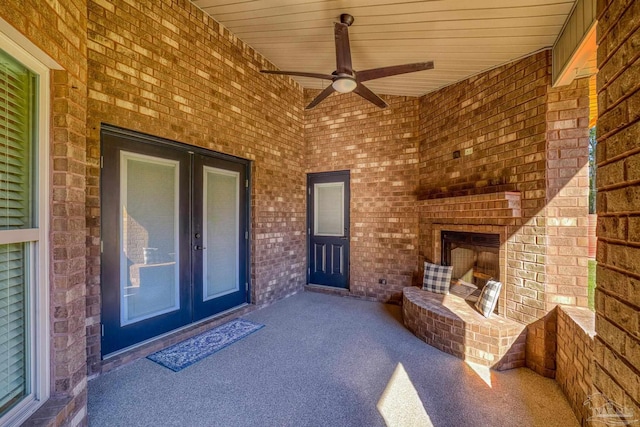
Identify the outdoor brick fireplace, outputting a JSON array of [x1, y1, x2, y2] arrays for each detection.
[[407, 194, 528, 370], [416, 62, 590, 376], [417, 187, 588, 375], [419, 193, 517, 317]]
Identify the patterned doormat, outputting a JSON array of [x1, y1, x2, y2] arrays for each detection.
[[147, 318, 264, 371]]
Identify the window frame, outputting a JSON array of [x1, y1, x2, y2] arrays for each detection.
[[0, 26, 52, 426]]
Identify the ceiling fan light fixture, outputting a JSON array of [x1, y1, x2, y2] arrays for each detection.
[[332, 77, 357, 93], [260, 13, 433, 109]]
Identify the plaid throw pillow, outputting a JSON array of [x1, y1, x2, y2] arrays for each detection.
[[422, 262, 453, 294], [475, 280, 502, 317]]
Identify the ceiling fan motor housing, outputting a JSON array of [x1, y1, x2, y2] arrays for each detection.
[[340, 14, 354, 26]]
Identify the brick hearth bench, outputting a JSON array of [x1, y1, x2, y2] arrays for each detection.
[[402, 286, 527, 370]]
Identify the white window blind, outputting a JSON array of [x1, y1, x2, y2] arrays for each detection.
[[0, 47, 34, 417], [0, 49, 32, 230]]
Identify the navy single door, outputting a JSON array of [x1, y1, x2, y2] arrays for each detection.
[[307, 171, 350, 288]]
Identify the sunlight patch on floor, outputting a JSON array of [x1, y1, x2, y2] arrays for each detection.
[[464, 361, 493, 388], [377, 363, 433, 427]]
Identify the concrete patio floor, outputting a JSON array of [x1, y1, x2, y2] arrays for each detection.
[[88, 291, 579, 427]]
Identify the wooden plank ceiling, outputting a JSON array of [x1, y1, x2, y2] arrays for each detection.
[[192, 0, 577, 97]]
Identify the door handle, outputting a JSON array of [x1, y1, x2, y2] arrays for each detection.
[[194, 245, 206, 250]]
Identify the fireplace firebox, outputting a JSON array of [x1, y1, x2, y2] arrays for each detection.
[[441, 231, 500, 301]]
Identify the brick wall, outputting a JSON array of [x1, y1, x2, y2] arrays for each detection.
[[1, 2, 608, 423], [418, 52, 551, 326], [304, 91, 420, 303], [593, 0, 640, 422], [85, 0, 306, 374], [417, 52, 590, 377], [303, 52, 591, 378], [1, 1, 89, 426], [556, 306, 595, 426], [528, 78, 591, 379], [546, 78, 591, 308]]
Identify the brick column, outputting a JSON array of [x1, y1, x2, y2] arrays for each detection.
[[526, 74, 591, 379], [546, 78, 591, 309], [50, 69, 88, 424], [593, 0, 640, 422]]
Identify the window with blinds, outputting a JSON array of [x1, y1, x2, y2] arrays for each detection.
[[0, 47, 36, 418]]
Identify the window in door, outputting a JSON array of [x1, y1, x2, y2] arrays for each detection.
[[101, 128, 249, 356], [307, 171, 350, 289]]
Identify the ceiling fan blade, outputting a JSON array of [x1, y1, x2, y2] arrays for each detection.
[[354, 83, 388, 109], [334, 22, 353, 75], [356, 61, 434, 82], [260, 70, 335, 80], [306, 85, 336, 110]]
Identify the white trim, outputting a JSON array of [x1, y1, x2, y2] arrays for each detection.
[[0, 26, 51, 427], [0, 229, 40, 245], [0, 18, 62, 70], [551, 0, 597, 87]]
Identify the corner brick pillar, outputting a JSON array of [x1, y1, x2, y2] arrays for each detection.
[[545, 78, 591, 309], [592, 0, 640, 421], [49, 67, 89, 424], [527, 76, 591, 378]]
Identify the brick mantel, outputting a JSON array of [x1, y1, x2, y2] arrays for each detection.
[[420, 192, 522, 222]]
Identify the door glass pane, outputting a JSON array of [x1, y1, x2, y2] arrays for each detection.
[[120, 152, 179, 326], [203, 167, 239, 301], [0, 243, 28, 415], [314, 182, 344, 236]]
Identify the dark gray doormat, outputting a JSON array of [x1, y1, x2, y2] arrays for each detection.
[[147, 318, 264, 371]]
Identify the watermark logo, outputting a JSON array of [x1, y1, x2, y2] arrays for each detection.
[[584, 393, 639, 426]]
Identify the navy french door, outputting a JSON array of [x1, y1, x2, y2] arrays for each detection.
[[192, 153, 248, 321], [307, 171, 350, 288], [101, 127, 249, 355]]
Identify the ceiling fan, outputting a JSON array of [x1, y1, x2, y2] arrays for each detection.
[[260, 13, 434, 110]]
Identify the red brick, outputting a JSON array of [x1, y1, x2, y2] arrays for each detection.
[[593, 0, 640, 424]]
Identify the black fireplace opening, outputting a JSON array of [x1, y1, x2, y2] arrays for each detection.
[[441, 231, 500, 300]]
